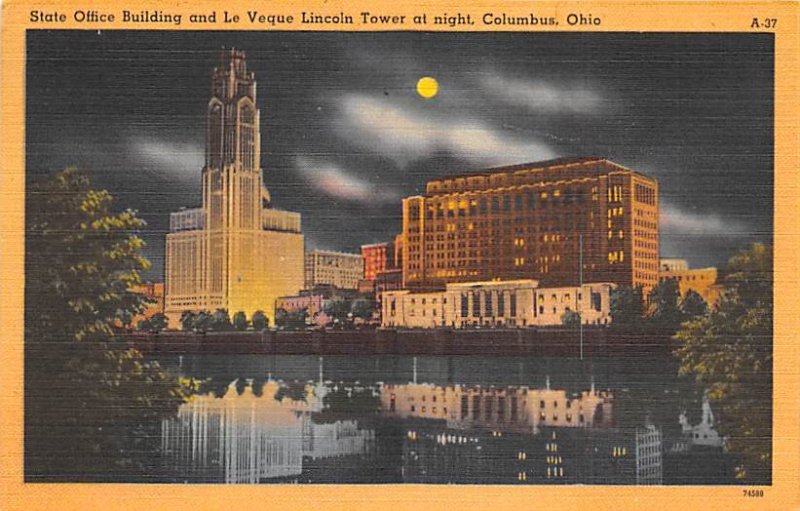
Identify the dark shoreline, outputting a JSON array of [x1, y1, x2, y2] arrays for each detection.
[[125, 326, 675, 357]]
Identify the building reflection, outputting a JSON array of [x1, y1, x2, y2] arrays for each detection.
[[382, 382, 661, 485], [161, 380, 375, 483], [161, 377, 669, 484]]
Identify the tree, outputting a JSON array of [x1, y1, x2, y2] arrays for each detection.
[[350, 298, 376, 321], [675, 243, 772, 484], [136, 318, 153, 332], [561, 310, 581, 329], [180, 311, 196, 332], [193, 311, 211, 332], [680, 290, 708, 318], [275, 307, 309, 330], [149, 312, 168, 332], [25, 167, 188, 480], [232, 311, 248, 331], [647, 279, 683, 331], [323, 297, 351, 324], [210, 308, 232, 331], [610, 286, 644, 326], [251, 310, 269, 331]]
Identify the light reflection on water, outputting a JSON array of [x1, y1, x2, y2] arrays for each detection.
[[155, 355, 731, 485]]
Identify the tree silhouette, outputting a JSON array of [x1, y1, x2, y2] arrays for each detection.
[[251, 310, 268, 331], [675, 243, 772, 484], [680, 290, 708, 318], [232, 311, 248, 331], [210, 308, 232, 331], [25, 167, 188, 481], [180, 311, 195, 332], [149, 313, 168, 332], [560, 310, 581, 329], [648, 279, 683, 331], [610, 286, 644, 326]]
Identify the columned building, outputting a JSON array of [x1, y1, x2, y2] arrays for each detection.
[[401, 157, 659, 294], [165, 49, 304, 324], [381, 279, 615, 329]]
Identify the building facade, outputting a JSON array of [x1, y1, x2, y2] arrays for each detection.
[[304, 250, 363, 290], [165, 50, 304, 325], [381, 279, 615, 329], [361, 241, 399, 282], [401, 157, 659, 294], [659, 258, 720, 305]]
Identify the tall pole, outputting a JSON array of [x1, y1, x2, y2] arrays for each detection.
[[579, 234, 584, 361]]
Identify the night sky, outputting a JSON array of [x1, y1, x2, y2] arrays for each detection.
[[26, 30, 773, 280]]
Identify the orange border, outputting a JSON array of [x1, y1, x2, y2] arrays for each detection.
[[1, 1, 798, 510]]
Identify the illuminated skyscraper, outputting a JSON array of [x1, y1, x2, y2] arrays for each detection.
[[401, 157, 659, 293], [165, 49, 304, 324]]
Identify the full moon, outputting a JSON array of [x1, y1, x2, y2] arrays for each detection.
[[416, 76, 439, 98]]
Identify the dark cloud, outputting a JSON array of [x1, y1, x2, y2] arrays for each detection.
[[26, 31, 773, 278]]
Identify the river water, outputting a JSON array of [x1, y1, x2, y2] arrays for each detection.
[[148, 354, 734, 484]]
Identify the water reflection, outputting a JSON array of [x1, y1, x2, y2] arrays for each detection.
[[162, 379, 375, 483], [158, 355, 735, 484]]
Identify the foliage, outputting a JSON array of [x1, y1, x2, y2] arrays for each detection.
[[680, 290, 708, 318], [232, 311, 248, 331], [193, 311, 211, 332], [323, 297, 351, 323], [25, 167, 188, 480], [674, 243, 772, 484], [647, 279, 684, 331], [275, 307, 309, 330], [315, 385, 380, 423], [149, 312, 168, 332], [136, 318, 153, 332], [350, 298, 376, 320], [210, 308, 232, 331], [561, 310, 581, 329], [180, 311, 196, 332], [609, 286, 644, 326], [274, 381, 309, 402], [251, 310, 269, 331]]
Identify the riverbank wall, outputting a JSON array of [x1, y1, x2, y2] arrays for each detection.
[[125, 327, 673, 358]]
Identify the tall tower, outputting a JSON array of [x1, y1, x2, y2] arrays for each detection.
[[203, 50, 264, 310], [165, 49, 304, 325]]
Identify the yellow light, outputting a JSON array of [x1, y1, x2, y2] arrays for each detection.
[[417, 77, 439, 98]]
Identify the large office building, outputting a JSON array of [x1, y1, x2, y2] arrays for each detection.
[[165, 50, 304, 324], [304, 250, 363, 290], [401, 157, 659, 294]]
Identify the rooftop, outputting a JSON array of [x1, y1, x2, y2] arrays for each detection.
[[427, 156, 609, 183]]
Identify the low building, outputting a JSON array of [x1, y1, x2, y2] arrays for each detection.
[[381, 279, 615, 329], [659, 258, 720, 305], [276, 285, 365, 328], [304, 250, 363, 290], [275, 293, 327, 327]]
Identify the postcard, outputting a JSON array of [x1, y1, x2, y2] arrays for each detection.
[[1, 0, 798, 510]]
